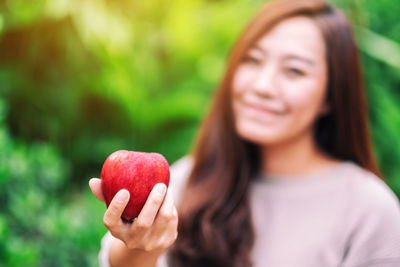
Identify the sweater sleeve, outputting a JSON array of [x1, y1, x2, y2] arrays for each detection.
[[98, 156, 193, 267], [340, 173, 400, 267]]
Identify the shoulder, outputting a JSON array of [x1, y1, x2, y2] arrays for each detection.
[[170, 155, 194, 179], [339, 162, 400, 265], [169, 155, 194, 205], [341, 162, 400, 215]]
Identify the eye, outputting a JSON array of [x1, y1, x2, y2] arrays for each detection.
[[285, 67, 305, 78], [241, 55, 262, 65]]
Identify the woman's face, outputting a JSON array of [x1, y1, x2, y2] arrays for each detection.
[[232, 16, 329, 146]]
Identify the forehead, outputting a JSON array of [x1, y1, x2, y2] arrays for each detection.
[[253, 16, 326, 60]]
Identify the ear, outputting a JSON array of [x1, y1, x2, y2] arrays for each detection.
[[318, 102, 331, 116]]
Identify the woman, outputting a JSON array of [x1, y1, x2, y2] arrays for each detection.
[[89, 0, 400, 266]]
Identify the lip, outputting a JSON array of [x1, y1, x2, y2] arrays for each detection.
[[244, 102, 286, 115], [241, 104, 282, 123]]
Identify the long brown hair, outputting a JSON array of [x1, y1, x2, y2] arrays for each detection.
[[169, 0, 380, 266]]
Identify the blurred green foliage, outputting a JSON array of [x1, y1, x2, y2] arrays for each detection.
[[0, 0, 399, 266], [0, 97, 104, 266]]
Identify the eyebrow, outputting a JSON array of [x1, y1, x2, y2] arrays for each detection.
[[248, 45, 266, 55], [282, 54, 315, 66]]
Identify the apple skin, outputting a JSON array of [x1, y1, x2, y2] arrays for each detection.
[[101, 150, 170, 222]]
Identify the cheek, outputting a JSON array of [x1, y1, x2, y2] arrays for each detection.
[[232, 67, 254, 94], [281, 79, 327, 115]]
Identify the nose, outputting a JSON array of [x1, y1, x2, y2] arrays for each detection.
[[252, 64, 278, 97]]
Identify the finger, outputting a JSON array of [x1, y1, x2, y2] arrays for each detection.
[[89, 178, 105, 203], [155, 214, 179, 249], [150, 190, 177, 238], [134, 183, 167, 230], [156, 188, 175, 223], [103, 189, 130, 231]]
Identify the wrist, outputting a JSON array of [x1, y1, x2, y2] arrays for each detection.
[[109, 239, 164, 267]]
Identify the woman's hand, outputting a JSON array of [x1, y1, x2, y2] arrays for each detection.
[[89, 178, 178, 252]]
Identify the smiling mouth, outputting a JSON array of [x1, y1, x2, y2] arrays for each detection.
[[244, 102, 286, 115]]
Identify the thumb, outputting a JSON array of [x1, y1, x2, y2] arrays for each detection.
[[89, 178, 106, 203]]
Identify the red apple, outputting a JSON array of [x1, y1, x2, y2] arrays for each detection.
[[101, 150, 170, 222]]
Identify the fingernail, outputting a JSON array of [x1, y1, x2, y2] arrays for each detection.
[[157, 183, 166, 195], [115, 189, 129, 202]]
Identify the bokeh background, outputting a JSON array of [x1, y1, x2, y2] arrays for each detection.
[[0, 0, 399, 266]]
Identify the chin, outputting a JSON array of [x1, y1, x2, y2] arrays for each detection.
[[235, 121, 286, 146]]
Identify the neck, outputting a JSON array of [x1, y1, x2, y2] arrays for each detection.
[[260, 131, 333, 177]]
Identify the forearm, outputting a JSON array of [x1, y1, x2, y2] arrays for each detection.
[[109, 239, 164, 267]]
